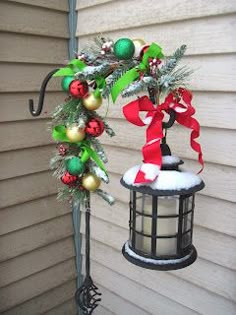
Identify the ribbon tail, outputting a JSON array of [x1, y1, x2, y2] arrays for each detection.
[[176, 115, 204, 172]]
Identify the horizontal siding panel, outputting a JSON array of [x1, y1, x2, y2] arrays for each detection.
[[0, 195, 69, 235], [0, 92, 64, 122], [95, 305, 116, 315], [0, 64, 62, 92], [101, 120, 236, 167], [88, 198, 236, 301], [44, 299, 77, 315], [7, 0, 69, 12], [76, 0, 114, 10], [96, 284, 151, 315], [87, 264, 197, 315], [195, 195, 236, 238], [76, 0, 236, 36], [79, 14, 236, 55], [102, 145, 236, 202], [85, 239, 236, 315], [0, 1, 68, 38], [0, 237, 75, 287], [0, 145, 55, 180], [0, 120, 53, 152], [0, 32, 68, 64], [0, 214, 73, 262], [187, 54, 236, 91], [0, 171, 57, 209], [0, 258, 76, 312], [98, 91, 236, 130], [2, 280, 76, 315]]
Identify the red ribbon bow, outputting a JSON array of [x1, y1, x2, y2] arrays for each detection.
[[123, 88, 204, 184]]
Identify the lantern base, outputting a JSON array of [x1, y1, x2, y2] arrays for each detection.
[[122, 241, 197, 271]]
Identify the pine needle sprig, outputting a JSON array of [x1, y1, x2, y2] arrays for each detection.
[[102, 62, 135, 98], [158, 44, 187, 76], [158, 65, 193, 94], [75, 63, 110, 81], [122, 76, 157, 98]]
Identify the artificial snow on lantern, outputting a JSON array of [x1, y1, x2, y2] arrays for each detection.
[[121, 153, 204, 270]]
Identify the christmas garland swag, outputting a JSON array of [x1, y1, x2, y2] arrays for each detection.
[[50, 36, 204, 206]]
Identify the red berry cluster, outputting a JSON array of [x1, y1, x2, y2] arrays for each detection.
[[58, 144, 68, 156]]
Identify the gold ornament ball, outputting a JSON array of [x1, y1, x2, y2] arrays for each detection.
[[82, 93, 102, 111], [133, 38, 146, 57], [82, 172, 101, 192], [66, 124, 85, 143]]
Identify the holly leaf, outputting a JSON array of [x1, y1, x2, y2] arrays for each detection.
[[68, 59, 86, 70], [53, 67, 75, 77]]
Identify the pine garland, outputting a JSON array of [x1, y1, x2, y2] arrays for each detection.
[[50, 36, 192, 206]]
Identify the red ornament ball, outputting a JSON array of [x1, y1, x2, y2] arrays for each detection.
[[69, 80, 88, 99], [61, 172, 78, 185], [85, 118, 105, 137]]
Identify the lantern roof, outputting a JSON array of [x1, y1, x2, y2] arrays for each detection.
[[121, 165, 205, 196]]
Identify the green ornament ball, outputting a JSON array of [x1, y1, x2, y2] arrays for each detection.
[[65, 157, 85, 175], [61, 76, 74, 92], [113, 38, 135, 60]]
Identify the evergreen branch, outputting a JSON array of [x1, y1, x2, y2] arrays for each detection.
[[122, 76, 157, 98], [89, 161, 109, 183], [95, 189, 115, 205], [51, 99, 81, 127], [159, 44, 187, 76], [158, 66, 193, 94], [89, 137, 108, 163], [102, 62, 135, 98], [75, 63, 110, 80]]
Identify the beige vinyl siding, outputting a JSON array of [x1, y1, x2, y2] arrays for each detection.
[[76, 1, 236, 314], [0, 1, 77, 314]]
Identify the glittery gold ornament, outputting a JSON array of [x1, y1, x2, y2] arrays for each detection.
[[82, 172, 101, 191], [66, 124, 85, 143], [133, 38, 146, 57], [82, 93, 102, 111]]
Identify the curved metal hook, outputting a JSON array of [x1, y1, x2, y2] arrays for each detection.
[[29, 68, 60, 116], [162, 109, 176, 129]]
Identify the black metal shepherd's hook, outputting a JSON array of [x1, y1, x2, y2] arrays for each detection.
[[75, 194, 101, 314], [29, 68, 59, 116]]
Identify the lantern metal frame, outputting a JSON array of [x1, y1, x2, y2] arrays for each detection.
[[121, 176, 204, 270]]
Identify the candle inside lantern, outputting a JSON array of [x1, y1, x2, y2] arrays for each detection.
[[141, 195, 179, 256]]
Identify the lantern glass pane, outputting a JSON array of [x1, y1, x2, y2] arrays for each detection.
[[158, 196, 179, 216], [136, 193, 147, 213], [157, 217, 178, 236], [135, 214, 152, 236], [156, 238, 177, 256], [182, 231, 191, 248], [183, 195, 194, 213], [182, 212, 192, 233], [135, 234, 151, 254]]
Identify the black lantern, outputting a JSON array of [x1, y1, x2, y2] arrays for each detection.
[[121, 155, 204, 271]]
